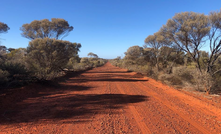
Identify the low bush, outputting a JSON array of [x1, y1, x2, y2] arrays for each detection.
[[0, 62, 31, 89], [212, 72, 221, 93], [72, 63, 92, 71], [172, 66, 194, 84], [192, 70, 213, 93], [0, 62, 29, 76], [160, 74, 183, 85], [0, 69, 9, 85]]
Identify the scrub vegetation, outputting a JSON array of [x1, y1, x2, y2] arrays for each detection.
[[110, 10, 221, 94], [0, 19, 107, 90]]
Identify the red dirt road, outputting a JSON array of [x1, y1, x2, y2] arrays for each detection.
[[1, 62, 221, 133]]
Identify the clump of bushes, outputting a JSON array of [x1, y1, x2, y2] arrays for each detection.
[[0, 41, 107, 91], [1, 19, 93, 91], [0, 69, 9, 85], [69, 57, 107, 71], [159, 74, 183, 86], [172, 67, 194, 84], [0, 46, 32, 89], [0, 62, 31, 89], [110, 44, 220, 94]]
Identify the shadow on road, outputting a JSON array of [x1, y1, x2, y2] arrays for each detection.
[[67, 78, 148, 83], [67, 73, 148, 83], [0, 64, 149, 125], [0, 92, 148, 124], [84, 71, 133, 73]]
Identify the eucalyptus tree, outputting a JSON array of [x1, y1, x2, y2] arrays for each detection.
[[144, 31, 172, 70], [88, 52, 99, 58], [207, 9, 221, 76], [0, 22, 9, 59], [160, 12, 210, 72], [20, 18, 73, 40], [0, 22, 10, 34], [124, 45, 144, 65], [0, 22, 10, 46]]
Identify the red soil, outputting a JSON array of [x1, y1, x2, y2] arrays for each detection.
[[0, 62, 221, 133]]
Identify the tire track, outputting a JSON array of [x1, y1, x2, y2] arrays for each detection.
[[109, 82, 145, 134], [115, 82, 152, 134], [120, 81, 191, 134], [140, 80, 221, 133], [137, 81, 212, 134]]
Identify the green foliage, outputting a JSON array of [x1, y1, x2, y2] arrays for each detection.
[[71, 63, 87, 71], [0, 69, 9, 85], [0, 45, 32, 89], [172, 67, 194, 83], [79, 57, 107, 68], [0, 62, 31, 88], [66, 55, 81, 69], [0, 45, 7, 61], [0, 22, 10, 34], [110, 56, 153, 76], [111, 10, 221, 93], [68, 57, 107, 71], [212, 71, 221, 93], [88, 52, 98, 58], [20, 18, 73, 40], [0, 62, 28, 76], [124, 46, 145, 65], [26, 38, 81, 80], [161, 12, 210, 72], [6, 48, 27, 64], [109, 56, 123, 67], [80, 57, 91, 65], [160, 74, 183, 86], [198, 51, 209, 70]]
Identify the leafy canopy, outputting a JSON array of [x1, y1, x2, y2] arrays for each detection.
[[0, 22, 10, 34], [87, 52, 98, 58], [20, 18, 73, 40]]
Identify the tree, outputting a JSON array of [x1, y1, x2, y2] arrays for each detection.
[[20, 18, 73, 40], [143, 47, 155, 64], [144, 32, 171, 70], [207, 9, 221, 76], [0, 22, 10, 45], [110, 56, 122, 67], [0, 45, 7, 52], [87, 52, 98, 58], [26, 38, 81, 80], [160, 12, 210, 72], [0, 45, 7, 61], [124, 46, 144, 65], [0, 22, 10, 34]]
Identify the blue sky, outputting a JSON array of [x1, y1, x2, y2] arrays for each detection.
[[0, 0, 221, 59]]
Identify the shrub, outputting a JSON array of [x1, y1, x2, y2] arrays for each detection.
[[72, 63, 86, 71], [0, 62, 31, 89], [192, 70, 213, 93], [172, 66, 194, 84], [160, 74, 183, 85], [0, 62, 29, 76], [26, 38, 81, 80], [212, 72, 221, 93], [0, 69, 9, 85]]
